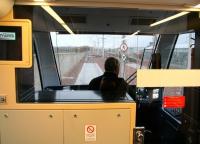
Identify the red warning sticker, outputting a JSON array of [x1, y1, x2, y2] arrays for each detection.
[[163, 96, 185, 108]]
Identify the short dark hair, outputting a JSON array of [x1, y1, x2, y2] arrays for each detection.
[[104, 57, 119, 72]]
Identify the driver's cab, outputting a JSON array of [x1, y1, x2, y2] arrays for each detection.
[[1, 1, 200, 144]]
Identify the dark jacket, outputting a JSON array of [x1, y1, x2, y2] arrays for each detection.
[[88, 72, 128, 101]]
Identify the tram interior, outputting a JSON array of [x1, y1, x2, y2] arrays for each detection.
[[1, 4, 200, 144]]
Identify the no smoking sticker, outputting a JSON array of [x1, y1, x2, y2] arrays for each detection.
[[85, 125, 96, 141], [87, 126, 95, 133]]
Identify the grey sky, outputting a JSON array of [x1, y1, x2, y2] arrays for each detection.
[[50, 32, 155, 49], [50, 32, 193, 49]]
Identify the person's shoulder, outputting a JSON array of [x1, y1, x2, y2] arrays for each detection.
[[90, 75, 103, 83], [88, 75, 103, 90], [117, 77, 127, 83], [117, 77, 128, 88]]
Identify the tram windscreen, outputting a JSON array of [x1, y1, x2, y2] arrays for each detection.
[[50, 33, 155, 86], [0, 26, 22, 61]]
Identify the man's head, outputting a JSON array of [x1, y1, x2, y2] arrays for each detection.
[[104, 57, 120, 75]]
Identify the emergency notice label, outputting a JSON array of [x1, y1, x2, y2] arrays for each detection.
[[0, 32, 16, 40], [85, 125, 96, 141]]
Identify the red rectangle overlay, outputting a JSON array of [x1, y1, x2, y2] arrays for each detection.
[[163, 96, 185, 108]]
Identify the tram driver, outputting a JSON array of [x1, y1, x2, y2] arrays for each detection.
[[88, 57, 130, 101]]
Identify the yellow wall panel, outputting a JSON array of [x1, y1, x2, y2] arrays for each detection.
[[137, 69, 200, 87]]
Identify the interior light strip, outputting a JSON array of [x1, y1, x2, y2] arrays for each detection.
[[194, 4, 200, 8], [34, 0, 45, 1], [130, 30, 140, 36], [123, 30, 140, 40], [150, 3, 200, 27], [150, 11, 189, 27], [41, 5, 74, 34]]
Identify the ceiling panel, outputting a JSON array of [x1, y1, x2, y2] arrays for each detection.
[[62, 0, 199, 5], [14, 5, 189, 34], [16, 0, 199, 5], [15, 0, 199, 11]]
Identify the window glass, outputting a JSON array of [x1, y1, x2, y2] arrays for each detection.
[[51, 33, 155, 85], [34, 54, 42, 91], [163, 87, 183, 122], [162, 33, 195, 122], [169, 33, 195, 69]]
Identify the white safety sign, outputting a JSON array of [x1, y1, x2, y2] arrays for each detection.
[[120, 43, 128, 52], [85, 125, 96, 141]]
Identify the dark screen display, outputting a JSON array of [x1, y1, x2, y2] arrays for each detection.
[[0, 26, 22, 61]]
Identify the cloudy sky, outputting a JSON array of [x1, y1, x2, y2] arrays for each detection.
[[51, 32, 155, 49], [50, 32, 193, 49]]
